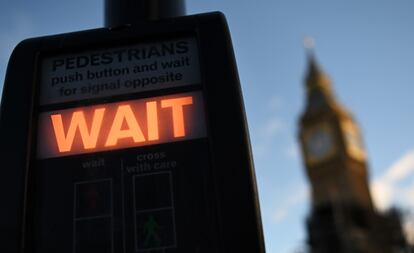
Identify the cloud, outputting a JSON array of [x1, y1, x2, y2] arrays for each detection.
[[253, 115, 286, 158], [404, 215, 414, 245], [370, 149, 414, 211], [272, 208, 289, 223], [252, 96, 287, 157], [259, 96, 287, 138], [370, 180, 393, 210], [284, 142, 301, 161], [267, 95, 284, 111], [382, 151, 414, 182], [370, 150, 414, 244], [271, 186, 309, 224], [259, 117, 286, 138]]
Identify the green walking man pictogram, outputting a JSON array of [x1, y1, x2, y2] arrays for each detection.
[[143, 215, 161, 247]]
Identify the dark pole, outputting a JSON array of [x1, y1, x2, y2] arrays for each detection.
[[105, 0, 186, 27]]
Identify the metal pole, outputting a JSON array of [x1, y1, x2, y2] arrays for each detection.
[[105, 0, 186, 27]]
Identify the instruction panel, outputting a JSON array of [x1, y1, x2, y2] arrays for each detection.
[[40, 37, 200, 105]]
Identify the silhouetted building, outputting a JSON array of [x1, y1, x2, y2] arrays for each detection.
[[298, 53, 412, 253]]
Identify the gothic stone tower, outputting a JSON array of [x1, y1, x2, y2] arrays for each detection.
[[298, 54, 409, 253]]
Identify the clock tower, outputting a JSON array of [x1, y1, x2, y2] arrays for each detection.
[[298, 53, 410, 253], [299, 54, 373, 211]]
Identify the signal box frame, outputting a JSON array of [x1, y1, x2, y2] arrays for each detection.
[[0, 12, 265, 253]]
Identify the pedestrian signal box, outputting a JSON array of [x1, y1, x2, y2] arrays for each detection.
[[0, 12, 265, 253]]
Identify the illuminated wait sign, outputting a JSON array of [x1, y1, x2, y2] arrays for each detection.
[[37, 92, 206, 159]]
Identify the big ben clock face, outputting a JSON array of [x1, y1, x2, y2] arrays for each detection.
[[341, 120, 366, 161], [303, 124, 336, 164]]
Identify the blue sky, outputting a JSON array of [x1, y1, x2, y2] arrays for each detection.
[[1, 1, 414, 252]]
